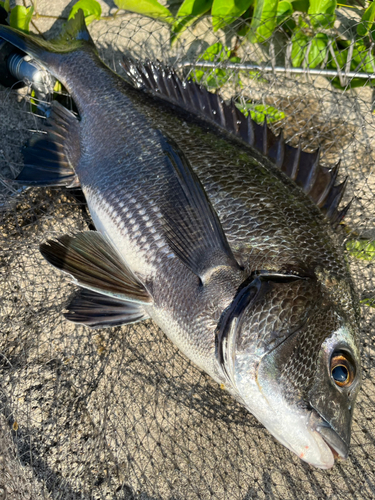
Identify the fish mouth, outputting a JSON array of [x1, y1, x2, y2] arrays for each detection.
[[310, 411, 349, 461], [316, 424, 348, 460]]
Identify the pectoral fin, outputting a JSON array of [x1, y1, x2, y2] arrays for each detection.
[[65, 288, 149, 328], [40, 231, 151, 304], [159, 134, 240, 284]]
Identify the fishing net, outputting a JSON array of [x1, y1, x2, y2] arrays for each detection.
[[0, 4, 375, 499]]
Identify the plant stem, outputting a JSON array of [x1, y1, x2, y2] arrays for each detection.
[[100, 10, 134, 21], [31, 19, 45, 36], [337, 3, 360, 7], [22, 0, 45, 37], [34, 14, 68, 20]]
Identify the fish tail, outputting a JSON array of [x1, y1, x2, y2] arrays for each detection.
[[0, 9, 95, 78]]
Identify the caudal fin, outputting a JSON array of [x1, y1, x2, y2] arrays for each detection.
[[0, 9, 95, 76]]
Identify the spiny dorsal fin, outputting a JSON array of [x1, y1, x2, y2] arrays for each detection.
[[121, 58, 348, 224]]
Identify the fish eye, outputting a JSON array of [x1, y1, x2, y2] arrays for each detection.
[[330, 351, 355, 388]]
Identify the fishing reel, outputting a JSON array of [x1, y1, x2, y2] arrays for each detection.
[[0, 38, 55, 108]]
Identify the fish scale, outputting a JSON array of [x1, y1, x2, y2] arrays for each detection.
[[152, 117, 347, 274], [0, 10, 362, 468]]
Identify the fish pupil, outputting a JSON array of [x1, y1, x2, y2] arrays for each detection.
[[332, 365, 348, 382]]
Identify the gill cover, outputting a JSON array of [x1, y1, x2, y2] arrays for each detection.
[[216, 272, 304, 388]]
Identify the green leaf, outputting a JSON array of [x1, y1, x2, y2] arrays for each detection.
[[360, 297, 375, 308], [297, 14, 309, 28], [198, 42, 230, 60], [327, 39, 375, 88], [192, 42, 227, 87], [235, 102, 286, 123], [0, 0, 10, 13], [114, 0, 173, 22], [291, 29, 309, 67], [247, 70, 269, 83], [351, 42, 375, 73], [54, 81, 63, 93], [236, 8, 255, 36], [327, 44, 346, 70], [292, 26, 329, 70], [308, 0, 336, 28], [69, 0, 102, 25], [9, 5, 34, 32], [276, 0, 293, 25], [171, 0, 213, 44], [346, 239, 375, 261], [336, 0, 365, 6], [308, 33, 328, 68], [248, 0, 279, 42], [29, 88, 37, 114], [290, 0, 309, 12], [211, 0, 253, 31], [176, 0, 213, 17], [191, 43, 240, 89], [357, 1, 375, 37]]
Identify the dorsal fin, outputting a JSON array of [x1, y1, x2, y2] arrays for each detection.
[[121, 58, 348, 224]]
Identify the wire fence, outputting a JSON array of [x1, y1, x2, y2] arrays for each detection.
[[0, 8, 374, 500]]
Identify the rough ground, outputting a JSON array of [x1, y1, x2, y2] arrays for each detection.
[[0, 1, 374, 499]]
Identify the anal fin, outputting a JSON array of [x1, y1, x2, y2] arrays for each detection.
[[65, 288, 149, 328], [40, 231, 152, 304], [16, 101, 80, 187]]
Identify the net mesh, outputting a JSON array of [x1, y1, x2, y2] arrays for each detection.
[[0, 5, 375, 500]]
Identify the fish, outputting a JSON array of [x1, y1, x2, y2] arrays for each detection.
[[0, 10, 362, 469]]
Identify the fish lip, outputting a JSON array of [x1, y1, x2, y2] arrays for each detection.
[[315, 424, 348, 460], [309, 410, 349, 460]]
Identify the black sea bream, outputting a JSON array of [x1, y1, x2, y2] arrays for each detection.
[[0, 10, 361, 468]]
